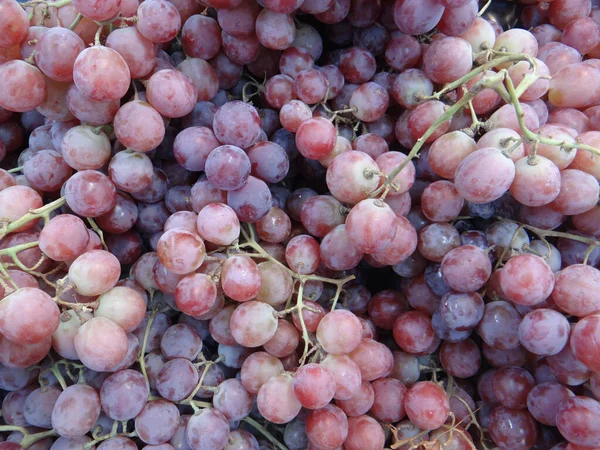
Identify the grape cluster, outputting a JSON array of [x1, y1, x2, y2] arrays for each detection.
[[0, 0, 600, 449]]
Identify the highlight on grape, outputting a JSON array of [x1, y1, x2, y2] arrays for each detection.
[[0, 0, 600, 449]]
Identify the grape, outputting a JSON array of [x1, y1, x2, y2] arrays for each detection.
[[186, 409, 229, 450], [385, 35, 421, 72], [66, 84, 119, 125], [230, 301, 278, 347], [408, 100, 452, 143], [100, 370, 149, 421], [549, 0, 593, 30], [135, 0, 181, 43], [60, 125, 110, 170], [51, 384, 101, 438], [368, 378, 407, 423], [157, 229, 206, 275], [0, 287, 59, 346], [68, 249, 120, 296], [255, 9, 296, 50], [23, 149, 72, 192], [280, 100, 312, 132], [0, 0, 29, 49], [404, 381, 449, 431], [23, 385, 62, 429], [52, 310, 92, 360], [227, 175, 272, 222], [64, 169, 117, 218], [549, 62, 600, 109], [209, 378, 251, 422], [349, 82, 389, 122], [73, 46, 130, 102], [239, 351, 283, 395], [555, 396, 600, 448], [257, 373, 301, 424], [550, 169, 599, 215], [98, 437, 138, 450], [423, 37, 473, 84], [342, 415, 385, 450], [393, 310, 436, 355], [157, 358, 199, 402], [217, 0, 260, 35], [338, 47, 376, 84], [326, 151, 380, 204], [295, 117, 336, 160], [0, 61, 47, 113], [37, 214, 88, 262], [291, 363, 336, 410], [438, 291, 484, 332], [114, 101, 165, 153], [454, 148, 516, 204], [0, 333, 51, 369], [255, 261, 293, 307], [34, 28, 85, 83], [213, 100, 261, 149], [205, 145, 251, 190], [315, 310, 362, 355], [477, 301, 522, 350], [393, 0, 444, 35], [136, 400, 180, 445], [146, 69, 197, 119], [492, 366, 535, 410], [74, 317, 128, 371], [2, 386, 35, 426], [292, 69, 327, 104], [255, 207, 291, 243], [439, 339, 481, 378], [510, 156, 561, 206], [195, 203, 240, 246], [440, 244, 491, 292], [527, 382, 574, 427]]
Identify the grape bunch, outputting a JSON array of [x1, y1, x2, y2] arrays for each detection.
[[0, 0, 600, 449]]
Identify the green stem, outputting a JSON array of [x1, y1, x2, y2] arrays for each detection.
[[0, 197, 66, 239], [21, 430, 58, 449], [68, 12, 82, 30], [243, 417, 288, 450], [139, 311, 157, 387], [7, 166, 23, 173], [503, 70, 600, 158]]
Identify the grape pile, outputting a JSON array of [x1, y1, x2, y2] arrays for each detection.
[[1, 0, 600, 449]]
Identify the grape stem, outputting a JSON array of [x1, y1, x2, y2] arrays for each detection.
[[138, 310, 157, 387], [497, 216, 600, 250], [20, 0, 73, 7], [0, 426, 58, 449], [373, 70, 507, 197], [7, 166, 23, 173], [242, 417, 288, 450], [502, 68, 600, 158], [0, 196, 66, 240]]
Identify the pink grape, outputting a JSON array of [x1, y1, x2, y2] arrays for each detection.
[[292, 363, 336, 410], [230, 300, 278, 347], [316, 310, 362, 355], [519, 308, 570, 356], [157, 229, 206, 275], [220, 255, 261, 302], [73, 46, 130, 102], [257, 374, 302, 424], [137, 0, 181, 43], [255, 9, 296, 50], [0, 61, 47, 113], [69, 250, 120, 296], [404, 382, 449, 431], [146, 69, 197, 119], [113, 101, 165, 153], [51, 384, 101, 438], [74, 317, 128, 372], [454, 148, 516, 204]]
